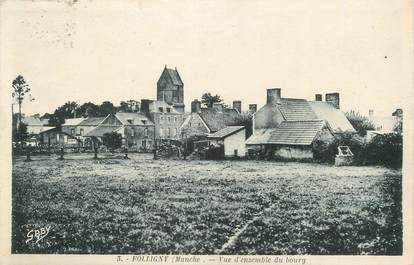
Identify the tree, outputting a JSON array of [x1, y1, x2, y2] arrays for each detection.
[[12, 75, 32, 126], [231, 113, 253, 139], [48, 101, 79, 127], [16, 123, 29, 144], [102, 132, 122, 152], [99, 101, 116, 116], [201, 92, 223, 108], [345, 110, 375, 137]]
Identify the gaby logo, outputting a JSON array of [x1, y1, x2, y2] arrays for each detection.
[[26, 225, 51, 244]]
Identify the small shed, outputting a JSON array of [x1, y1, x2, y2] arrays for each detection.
[[207, 126, 246, 158]]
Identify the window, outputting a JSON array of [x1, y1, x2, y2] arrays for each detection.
[[71, 128, 75, 135], [131, 128, 135, 137], [174, 117, 177, 122], [174, 128, 178, 137], [160, 128, 163, 137], [167, 107, 171, 113], [80, 128, 84, 136], [168, 128, 171, 138], [160, 116, 164, 124], [159, 107, 163, 112], [167, 116, 171, 122], [144, 128, 148, 137]]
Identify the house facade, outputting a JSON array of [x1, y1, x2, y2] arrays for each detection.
[[246, 88, 355, 160], [180, 100, 243, 139], [85, 112, 155, 151], [207, 126, 246, 157], [39, 127, 81, 149], [141, 100, 184, 141]]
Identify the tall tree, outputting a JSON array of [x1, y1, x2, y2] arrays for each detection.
[[12, 75, 32, 125], [201, 92, 223, 108]]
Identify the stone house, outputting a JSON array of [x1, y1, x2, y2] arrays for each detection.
[[85, 112, 155, 151], [157, 66, 185, 113], [180, 100, 243, 138], [246, 88, 355, 160], [207, 126, 246, 158]]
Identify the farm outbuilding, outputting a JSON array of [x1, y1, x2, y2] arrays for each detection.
[[207, 126, 246, 158]]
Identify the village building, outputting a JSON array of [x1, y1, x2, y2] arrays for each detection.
[[62, 117, 106, 138], [180, 100, 243, 138], [157, 66, 185, 113], [39, 127, 81, 149], [366, 108, 403, 141], [246, 88, 355, 160], [19, 115, 54, 135], [180, 100, 244, 151], [85, 112, 155, 151], [207, 126, 246, 158], [140, 99, 184, 141]]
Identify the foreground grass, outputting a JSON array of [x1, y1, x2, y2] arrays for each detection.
[[12, 154, 402, 255]]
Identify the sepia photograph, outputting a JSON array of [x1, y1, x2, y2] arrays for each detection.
[[0, 0, 413, 264]]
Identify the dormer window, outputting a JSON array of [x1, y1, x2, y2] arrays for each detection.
[[127, 119, 134, 124], [159, 107, 164, 112], [142, 120, 146, 125], [167, 107, 171, 113]]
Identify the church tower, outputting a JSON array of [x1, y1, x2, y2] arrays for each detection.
[[156, 66, 185, 113]]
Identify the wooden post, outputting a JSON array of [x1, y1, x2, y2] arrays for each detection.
[[57, 147, 64, 160], [124, 147, 129, 159], [93, 139, 98, 159], [24, 145, 32, 162]]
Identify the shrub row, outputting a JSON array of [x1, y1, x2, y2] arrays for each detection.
[[312, 132, 402, 168]]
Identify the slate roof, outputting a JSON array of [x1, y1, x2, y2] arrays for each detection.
[[166, 68, 183, 86], [85, 126, 123, 137], [208, 126, 245, 139], [21, 116, 44, 126], [149, 101, 181, 114], [63, 118, 85, 126], [267, 120, 326, 146], [279, 98, 318, 121], [115, 112, 154, 126], [199, 108, 241, 132], [78, 117, 105, 126], [308, 101, 356, 133], [245, 128, 277, 145]]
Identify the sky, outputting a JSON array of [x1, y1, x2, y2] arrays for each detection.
[[0, 0, 412, 117]]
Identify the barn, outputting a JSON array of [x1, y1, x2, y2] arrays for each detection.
[[207, 126, 246, 158]]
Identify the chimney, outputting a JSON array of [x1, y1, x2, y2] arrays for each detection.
[[213, 103, 223, 111], [267, 88, 281, 105], [315, 94, 322, 101], [392, 108, 403, 117], [140, 99, 153, 113], [191, 99, 201, 113], [325, 93, 340, 109], [233, 100, 242, 113], [369, 109, 374, 119], [249, 104, 257, 113]]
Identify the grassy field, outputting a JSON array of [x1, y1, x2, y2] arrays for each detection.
[[12, 153, 402, 255]]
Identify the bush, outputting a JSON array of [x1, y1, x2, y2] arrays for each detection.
[[313, 132, 402, 168], [366, 133, 402, 168], [102, 132, 122, 152], [345, 110, 375, 137], [313, 132, 365, 164]]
